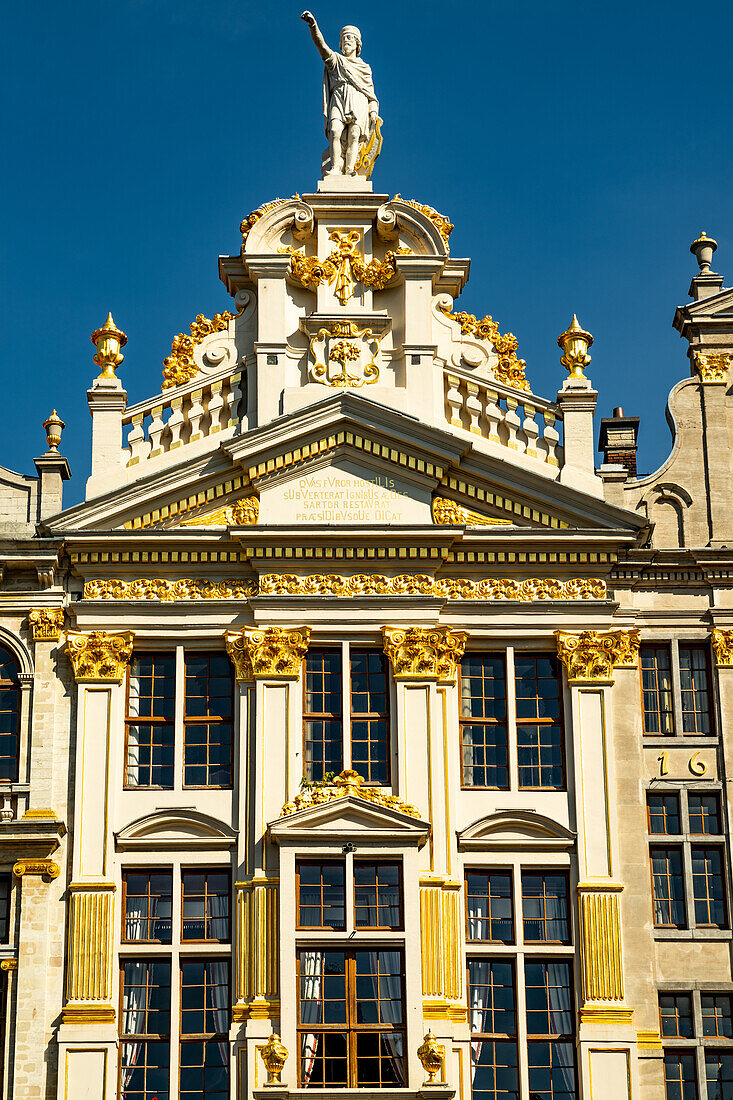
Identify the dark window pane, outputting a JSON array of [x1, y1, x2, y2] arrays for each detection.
[[354, 862, 402, 929], [524, 960, 573, 1037], [689, 793, 721, 835], [471, 1038, 519, 1100], [461, 655, 508, 790], [527, 1040, 576, 1100], [702, 994, 733, 1038], [350, 650, 390, 785], [705, 1051, 733, 1100], [121, 1039, 170, 1100], [180, 959, 229, 1037], [679, 645, 712, 735], [182, 870, 230, 941], [647, 793, 681, 835], [522, 873, 570, 944], [126, 654, 175, 789], [297, 861, 345, 929], [304, 650, 343, 781], [0, 648, 20, 784], [466, 872, 513, 943], [640, 645, 674, 735], [651, 847, 686, 927], [123, 871, 173, 943], [659, 994, 693, 1038], [515, 654, 564, 790], [180, 1040, 229, 1100], [0, 875, 10, 943], [121, 960, 171, 1037], [184, 654, 233, 787], [664, 1051, 697, 1100], [468, 959, 516, 1037], [692, 847, 727, 927]]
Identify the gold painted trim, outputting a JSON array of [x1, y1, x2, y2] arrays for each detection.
[[27, 608, 65, 641], [13, 859, 60, 879], [61, 1005, 116, 1025], [439, 303, 530, 392], [556, 629, 640, 682], [578, 888, 624, 1002], [22, 807, 58, 821], [261, 574, 607, 600], [84, 579, 257, 601], [161, 311, 236, 389], [636, 1029, 663, 1050], [65, 631, 133, 683], [580, 1007, 634, 1026], [0, 958, 18, 971]]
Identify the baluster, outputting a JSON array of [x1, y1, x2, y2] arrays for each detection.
[[208, 380, 225, 435], [148, 404, 166, 457], [504, 395, 522, 450], [445, 373, 464, 429], [522, 402, 540, 458], [466, 382, 483, 435], [126, 413, 149, 467], [484, 388, 502, 443], [167, 397, 185, 450], [226, 372, 243, 428], [188, 388, 205, 442], [542, 409, 561, 466]]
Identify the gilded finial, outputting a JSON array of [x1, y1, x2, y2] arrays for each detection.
[[690, 231, 718, 274], [417, 1031, 444, 1084], [260, 1033, 288, 1086], [558, 314, 593, 379], [42, 410, 64, 452], [91, 312, 127, 379]]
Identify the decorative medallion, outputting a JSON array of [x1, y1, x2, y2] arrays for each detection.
[[711, 628, 733, 667], [161, 311, 236, 390], [280, 768, 420, 818], [393, 196, 454, 248], [238, 627, 311, 678], [309, 321, 383, 388], [417, 1031, 445, 1084], [65, 631, 134, 683], [27, 608, 65, 641], [431, 497, 511, 526], [695, 352, 730, 384], [260, 1034, 288, 1086], [224, 631, 255, 682], [281, 230, 411, 305], [181, 496, 260, 526], [555, 629, 640, 682], [13, 859, 60, 880], [382, 626, 468, 683], [83, 579, 257, 601], [439, 304, 529, 392]]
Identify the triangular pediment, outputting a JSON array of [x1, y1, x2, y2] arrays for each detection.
[[116, 809, 236, 850], [268, 793, 430, 847], [458, 809, 575, 852]]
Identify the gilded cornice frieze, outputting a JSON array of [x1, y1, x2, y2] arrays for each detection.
[[281, 229, 411, 305], [711, 628, 733, 667], [280, 768, 420, 818], [555, 629, 640, 683], [13, 858, 60, 880], [181, 495, 259, 526], [161, 311, 236, 390], [431, 497, 510, 526], [237, 627, 311, 679], [392, 195, 454, 248], [382, 626, 468, 683], [65, 630, 134, 683], [27, 608, 65, 641], [260, 573, 608, 601], [439, 304, 530, 393], [83, 579, 257, 601], [694, 352, 731, 385]]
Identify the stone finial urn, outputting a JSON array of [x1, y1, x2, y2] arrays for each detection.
[[260, 1033, 288, 1086], [690, 230, 718, 274], [417, 1030, 444, 1084]]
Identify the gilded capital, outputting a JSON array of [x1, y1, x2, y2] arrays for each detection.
[[711, 628, 733, 667], [224, 630, 255, 681], [65, 630, 134, 683], [382, 626, 468, 683], [13, 858, 60, 880], [28, 608, 65, 641], [695, 352, 730, 384], [555, 629, 640, 683], [236, 627, 311, 679]]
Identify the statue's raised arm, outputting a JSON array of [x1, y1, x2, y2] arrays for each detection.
[[300, 12, 381, 179]]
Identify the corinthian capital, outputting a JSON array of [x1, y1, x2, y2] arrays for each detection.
[[711, 629, 733, 667], [228, 627, 311, 679], [65, 630, 134, 683], [382, 626, 468, 683], [555, 629, 640, 683]]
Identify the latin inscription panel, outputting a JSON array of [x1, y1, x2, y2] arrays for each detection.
[[261, 462, 431, 524]]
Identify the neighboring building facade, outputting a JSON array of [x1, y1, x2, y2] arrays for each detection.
[[0, 177, 732, 1100]]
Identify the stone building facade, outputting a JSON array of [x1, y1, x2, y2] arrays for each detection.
[[0, 178, 731, 1100]]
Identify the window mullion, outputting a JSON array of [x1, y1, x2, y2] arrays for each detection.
[[682, 842, 695, 929], [347, 951, 357, 1086], [506, 647, 518, 791], [174, 645, 185, 791], [515, 949, 529, 1100], [670, 638, 684, 737], [342, 641, 351, 772]]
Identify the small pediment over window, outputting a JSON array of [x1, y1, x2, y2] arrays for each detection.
[[458, 809, 575, 852], [116, 809, 236, 850], [269, 794, 430, 848]]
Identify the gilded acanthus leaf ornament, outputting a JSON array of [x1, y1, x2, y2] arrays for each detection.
[[711, 628, 733, 667], [181, 496, 260, 526], [281, 230, 411, 304], [161, 311, 236, 390], [555, 629, 640, 682], [417, 1031, 445, 1085], [431, 497, 511, 526], [280, 768, 420, 819], [238, 627, 311, 679], [224, 630, 255, 682], [382, 627, 468, 683], [259, 573, 608, 601], [83, 578, 257, 601], [309, 321, 382, 388], [260, 1034, 288, 1086], [239, 196, 300, 249], [65, 631, 134, 683], [27, 608, 65, 641], [393, 195, 454, 248], [439, 304, 530, 392], [694, 352, 731, 384]]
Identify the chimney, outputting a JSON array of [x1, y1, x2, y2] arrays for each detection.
[[598, 407, 640, 477]]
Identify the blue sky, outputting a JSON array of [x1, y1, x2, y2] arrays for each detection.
[[1, 0, 731, 503]]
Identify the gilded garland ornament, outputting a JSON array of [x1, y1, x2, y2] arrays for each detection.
[[65, 631, 134, 683], [161, 311, 236, 390], [181, 496, 260, 526], [694, 352, 730, 384], [281, 768, 420, 818], [439, 304, 530, 392], [27, 608, 65, 641], [555, 629, 640, 682], [260, 1034, 288, 1086], [392, 195, 454, 248], [281, 229, 411, 304], [431, 497, 511, 526], [238, 627, 311, 678], [83, 578, 257, 601], [382, 626, 468, 683], [711, 628, 733, 667], [259, 573, 608, 601], [417, 1031, 445, 1085]]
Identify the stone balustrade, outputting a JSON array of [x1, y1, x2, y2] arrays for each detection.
[[444, 368, 563, 468]]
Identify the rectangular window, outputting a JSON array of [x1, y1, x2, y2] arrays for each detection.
[[515, 654, 565, 790], [648, 793, 682, 835], [664, 1051, 698, 1100], [181, 871, 231, 942], [467, 958, 519, 1100], [705, 1051, 733, 1100], [353, 862, 402, 929], [460, 654, 508, 790], [689, 793, 721, 835], [465, 871, 513, 944], [651, 847, 687, 927], [297, 861, 345, 930], [0, 875, 10, 943], [521, 872, 570, 944], [125, 654, 175, 789], [660, 993, 694, 1038], [183, 653, 233, 788], [691, 847, 727, 927], [350, 650, 390, 784], [304, 650, 343, 781], [179, 959, 229, 1100], [524, 959, 576, 1100], [641, 644, 674, 735], [702, 994, 733, 1038], [679, 645, 712, 735], [122, 871, 173, 944], [297, 949, 405, 1088], [120, 959, 171, 1100]]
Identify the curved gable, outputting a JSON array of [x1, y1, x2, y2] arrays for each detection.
[[116, 809, 236, 850], [458, 809, 575, 852]]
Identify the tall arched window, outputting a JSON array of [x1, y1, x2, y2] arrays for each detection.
[[0, 647, 20, 783]]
